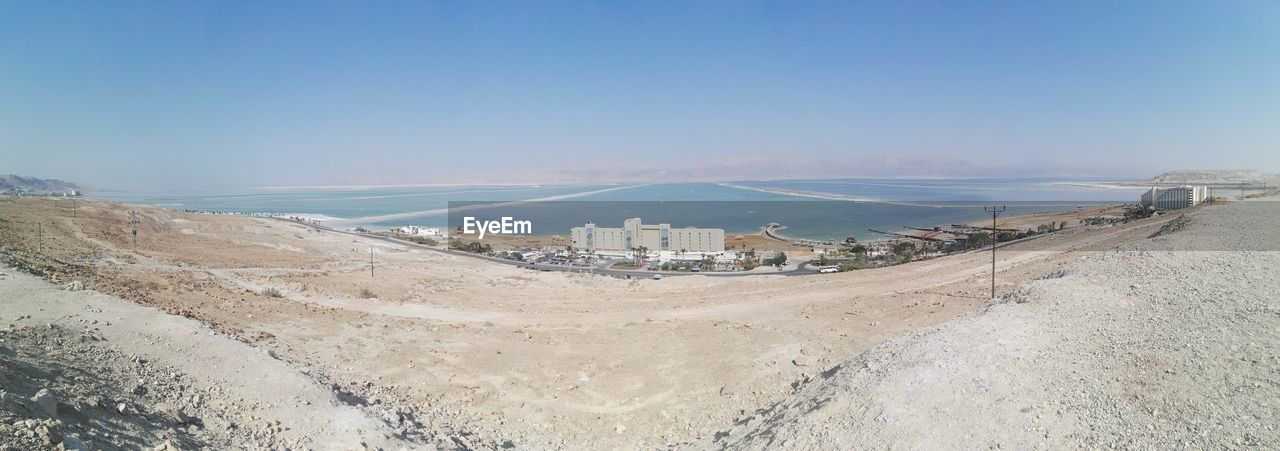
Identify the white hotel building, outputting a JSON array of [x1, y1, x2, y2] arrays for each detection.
[[1140, 185, 1209, 211], [571, 218, 725, 255]]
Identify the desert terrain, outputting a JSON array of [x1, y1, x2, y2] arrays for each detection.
[[0, 194, 1271, 449], [712, 196, 1280, 449]]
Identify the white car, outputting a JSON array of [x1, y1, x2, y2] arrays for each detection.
[[652, 274, 664, 280]]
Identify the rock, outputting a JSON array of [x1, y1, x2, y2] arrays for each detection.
[[156, 403, 191, 425], [34, 422, 55, 445], [63, 281, 84, 291], [381, 410, 401, 425], [152, 440, 180, 451], [62, 434, 87, 450], [30, 388, 58, 417], [116, 403, 129, 415], [719, 385, 736, 397], [615, 423, 626, 434]]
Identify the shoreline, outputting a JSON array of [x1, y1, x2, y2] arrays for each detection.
[[716, 182, 872, 201]]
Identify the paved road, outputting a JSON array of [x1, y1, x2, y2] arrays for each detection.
[[271, 216, 1068, 279], [509, 260, 818, 278]]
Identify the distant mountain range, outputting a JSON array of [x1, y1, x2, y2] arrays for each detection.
[[540, 156, 1136, 185], [1142, 170, 1276, 185], [0, 174, 81, 193]]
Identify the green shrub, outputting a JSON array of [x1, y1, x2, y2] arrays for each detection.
[[763, 252, 788, 267]]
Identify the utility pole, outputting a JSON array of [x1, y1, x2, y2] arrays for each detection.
[[984, 205, 1006, 299], [129, 211, 140, 251], [38, 222, 43, 253]]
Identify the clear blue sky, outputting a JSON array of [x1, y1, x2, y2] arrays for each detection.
[[2, 1, 1277, 189]]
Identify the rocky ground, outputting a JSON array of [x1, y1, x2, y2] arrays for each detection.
[[707, 197, 1279, 449], [1, 322, 234, 450], [0, 268, 427, 450]]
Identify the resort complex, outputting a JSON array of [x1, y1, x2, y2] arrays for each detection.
[[570, 218, 725, 254]]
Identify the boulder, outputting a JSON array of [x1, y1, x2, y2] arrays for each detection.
[[30, 389, 58, 417]]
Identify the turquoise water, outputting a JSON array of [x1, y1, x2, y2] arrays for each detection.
[[97, 185, 609, 221], [97, 179, 1144, 241]]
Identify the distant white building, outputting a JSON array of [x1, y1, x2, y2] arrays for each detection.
[[392, 225, 448, 238], [1140, 186, 1208, 211], [571, 218, 725, 253]]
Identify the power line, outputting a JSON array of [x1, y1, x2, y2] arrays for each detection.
[[984, 205, 1006, 299]]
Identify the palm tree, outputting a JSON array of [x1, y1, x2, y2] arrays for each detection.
[[633, 246, 649, 267]]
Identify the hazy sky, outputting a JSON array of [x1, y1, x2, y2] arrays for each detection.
[[2, 1, 1278, 190]]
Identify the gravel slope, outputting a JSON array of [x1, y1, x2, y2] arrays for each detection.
[[708, 197, 1280, 449], [0, 268, 413, 450]]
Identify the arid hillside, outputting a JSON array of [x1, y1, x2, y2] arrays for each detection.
[[710, 197, 1279, 449], [0, 195, 1193, 449]]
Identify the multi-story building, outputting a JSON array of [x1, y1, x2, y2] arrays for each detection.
[[571, 218, 725, 253], [1140, 185, 1208, 210]]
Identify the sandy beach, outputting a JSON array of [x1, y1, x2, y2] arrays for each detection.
[[715, 183, 870, 201]]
